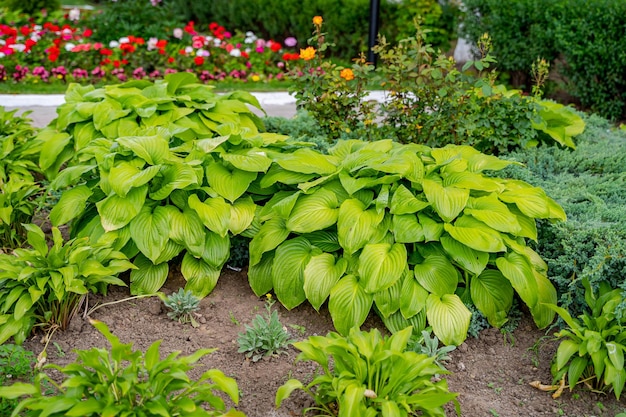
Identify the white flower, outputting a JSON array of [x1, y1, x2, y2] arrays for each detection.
[[185, 46, 193, 54], [62, 28, 72, 36], [196, 48, 210, 57], [68, 8, 80, 21], [0, 53, 5, 58], [119, 37, 130, 44], [229, 48, 241, 57], [10, 44, 26, 52], [213, 38, 221, 46], [64, 43, 76, 51], [173, 28, 183, 39], [109, 40, 120, 48], [0, 40, 5, 46], [147, 37, 158, 50]]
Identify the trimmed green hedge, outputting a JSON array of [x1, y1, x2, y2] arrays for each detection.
[[462, 0, 626, 121]]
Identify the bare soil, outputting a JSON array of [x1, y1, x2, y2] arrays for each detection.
[[22, 269, 626, 417]]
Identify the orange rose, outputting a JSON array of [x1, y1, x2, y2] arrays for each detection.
[[340, 68, 355, 81], [313, 16, 323, 26], [300, 46, 316, 61]]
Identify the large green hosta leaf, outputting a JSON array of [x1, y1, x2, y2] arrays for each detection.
[[259, 165, 316, 188], [381, 310, 427, 334], [373, 277, 402, 318], [229, 196, 256, 235], [275, 148, 339, 175], [50, 185, 93, 226], [499, 181, 566, 221], [389, 185, 430, 215], [181, 252, 221, 298], [328, 275, 373, 335], [169, 206, 206, 257], [443, 216, 506, 253], [188, 194, 230, 237], [130, 254, 169, 294], [443, 171, 505, 193], [470, 270, 513, 328], [149, 162, 199, 201], [220, 147, 272, 173], [400, 271, 429, 318], [198, 232, 230, 269], [129, 205, 170, 263], [391, 214, 424, 243], [117, 130, 170, 165], [422, 178, 469, 222], [440, 236, 488, 276], [358, 243, 407, 294], [337, 199, 384, 255], [426, 293, 471, 346], [97, 185, 148, 232], [412, 255, 458, 296], [303, 253, 347, 311], [249, 217, 290, 266], [206, 161, 257, 203], [532, 100, 584, 149], [248, 251, 275, 296], [529, 270, 557, 328], [109, 163, 161, 198], [286, 188, 339, 233], [272, 237, 319, 309], [496, 251, 539, 309], [464, 193, 521, 234]]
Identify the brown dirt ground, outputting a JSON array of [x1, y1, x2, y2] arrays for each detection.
[[20, 268, 626, 417]]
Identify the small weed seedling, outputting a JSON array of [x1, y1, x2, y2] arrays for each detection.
[[229, 311, 240, 326], [237, 294, 294, 362], [0, 344, 35, 385], [163, 288, 201, 327], [488, 381, 503, 395], [407, 329, 456, 373]]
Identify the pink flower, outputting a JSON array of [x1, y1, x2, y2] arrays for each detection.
[[284, 37, 297, 47], [173, 28, 183, 39]]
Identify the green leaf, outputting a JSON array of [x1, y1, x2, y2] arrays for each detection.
[[181, 252, 221, 298], [358, 243, 407, 294], [338, 199, 384, 255], [465, 193, 521, 234], [443, 171, 505, 193], [130, 254, 168, 294], [419, 213, 444, 242], [188, 194, 231, 237], [117, 131, 170, 165], [373, 276, 402, 318], [249, 217, 290, 266], [259, 164, 316, 188], [248, 251, 275, 296], [0, 382, 37, 399], [169, 206, 206, 257], [496, 252, 539, 309], [109, 163, 161, 198], [470, 270, 514, 328], [50, 185, 93, 226], [206, 161, 257, 203], [129, 205, 170, 263], [272, 238, 316, 309], [221, 147, 272, 172], [93, 99, 132, 130], [304, 230, 342, 252], [556, 339, 580, 371], [389, 184, 430, 215], [97, 185, 148, 232], [49, 164, 97, 190], [529, 270, 557, 329], [275, 148, 339, 175], [444, 216, 506, 253], [400, 271, 429, 318], [426, 293, 471, 346], [328, 275, 373, 335], [422, 178, 469, 222], [413, 255, 458, 296], [149, 162, 199, 201], [38, 130, 71, 171], [303, 254, 347, 311], [229, 196, 257, 235], [499, 182, 552, 219], [199, 232, 230, 269], [440, 235, 489, 276], [165, 71, 199, 94], [286, 188, 339, 233], [391, 214, 424, 243], [275, 379, 304, 408]]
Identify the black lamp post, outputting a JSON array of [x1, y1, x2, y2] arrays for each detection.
[[367, 0, 380, 66]]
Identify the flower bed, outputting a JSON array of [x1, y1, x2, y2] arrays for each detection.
[[0, 9, 302, 85]]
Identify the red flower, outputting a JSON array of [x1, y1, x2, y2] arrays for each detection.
[[184, 21, 196, 35], [20, 25, 30, 36], [194, 56, 204, 65], [209, 22, 219, 31], [241, 51, 249, 59], [83, 28, 92, 37], [178, 48, 186, 55], [135, 37, 145, 45], [270, 42, 281, 53], [99, 48, 113, 56], [102, 58, 111, 65], [158, 49, 166, 55], [120, 43, 135, 54], [168, 57, 175, 63], [156, 39, 167, 48], [113, 60, 121, 68], [121, 59, 129, 65], [127, 35, 135, 43]]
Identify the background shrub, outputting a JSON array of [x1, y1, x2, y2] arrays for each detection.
[[498, 114, 626, 317], [0, 0, 59, 15]]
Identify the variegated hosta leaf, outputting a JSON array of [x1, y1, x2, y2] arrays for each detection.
[[391, 214, 425, 243], [248, 251, 275, 296], [109, 162, 161, 198], [412, 255, 459, 296], [443, 216, 506, 253], [496, 251, 539, 309], [470, 270, 513, 328], [149, 162, 199, 201], [130, 253, 169, 294], [400, 271, 430, 318], [422, 178, 469, 222], [464, 193, 522, 234], [181, 252, 221, 298], [529, 270, 557, 328], [220, 147, 272, 173], [337, 198, 384, 255], [188, 194, 231, 237], [50, 185, 93, 226], [97, 185, 148, 232], [328, 275, 374, 335], [426, 293, 471, 346], [440, 235, 489, 276], [116, 130, 170, 165], [358, 243, 407, 294], [373, 276, 402, 318], [249, 217, 290, 266], [206, 161, 257, 203], [272, 237, 319, 310], [129, 205, 171, 264], [229, 196, 257, 235], [275, 148, 339, 175], [389, 184, 430, 215], [303, 253, 348, 311], [381, 310, 426, 334], [168, 206, 206, 257], [286, 188, 340, 233]]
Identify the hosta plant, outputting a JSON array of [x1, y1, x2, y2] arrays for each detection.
[[276, 326, 459, 417], [545, 278, 626, 400], [0, 319, 245, 417], [0, 223, 133, 344], [37, 72, 296, 297], [248, 139, 565, 345]]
